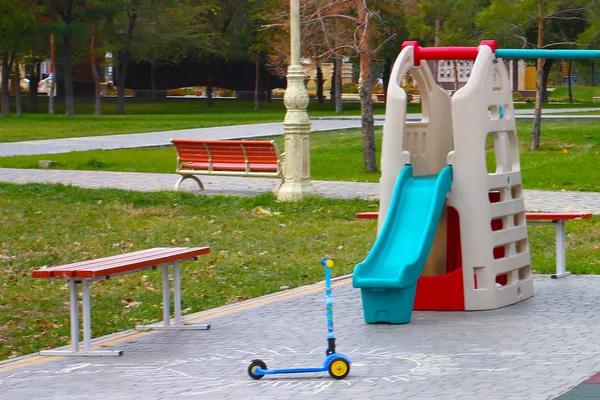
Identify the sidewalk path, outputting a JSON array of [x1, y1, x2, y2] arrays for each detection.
[[0, 119, 385, 157], [2, 108, 599, 157], [1, 275, 600, 399]]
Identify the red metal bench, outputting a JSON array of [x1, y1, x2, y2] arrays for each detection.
[[355, 211, 593, 278], [32, 247, 211, 356], [171, 139, 283, 191]]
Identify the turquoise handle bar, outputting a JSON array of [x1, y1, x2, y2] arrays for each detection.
[[495, 49, 600, 60]]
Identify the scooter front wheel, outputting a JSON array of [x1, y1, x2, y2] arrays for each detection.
[[248, 359, 267, 380], [328, 357, 350, 379]]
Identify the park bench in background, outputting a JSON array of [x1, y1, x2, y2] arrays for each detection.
[[355, 211, 593, 279], [526, 212, 593, 278], [32, 247, 211, 356], [171, 139, 283, 191]]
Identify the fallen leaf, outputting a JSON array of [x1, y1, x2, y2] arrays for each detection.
[[252, 206, 272, 216]]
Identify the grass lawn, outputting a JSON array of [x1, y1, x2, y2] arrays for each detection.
[[0, 184, 376, 360], [549, 85, 600, 102], [1, 120, 598, 192], [0, 182, 598, 361]]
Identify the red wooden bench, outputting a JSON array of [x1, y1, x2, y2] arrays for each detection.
[[171, 139, 283, 191], [355, 211, 593, 278], [32, 247, 210, 356]]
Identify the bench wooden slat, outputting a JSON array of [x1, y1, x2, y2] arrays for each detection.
[[32, 247, 185, 278], [32, 247, 210, 279], [356, 211, 594, 221], [171, 138, 283, 191], [525, 212, 592, 221]]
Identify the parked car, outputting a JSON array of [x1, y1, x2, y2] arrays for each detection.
[[38, 74, 56, 95]]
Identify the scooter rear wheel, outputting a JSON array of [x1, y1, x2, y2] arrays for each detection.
[[328, 357, 350, 379], [248, 359, 267, 380]]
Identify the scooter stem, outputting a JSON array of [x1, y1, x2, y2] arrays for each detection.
[[321, 258, 336, 355]]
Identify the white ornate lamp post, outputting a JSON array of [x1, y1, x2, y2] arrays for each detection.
[[276, 0, 317, 200]]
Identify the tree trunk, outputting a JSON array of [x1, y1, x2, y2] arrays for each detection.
[[63, 33, 75, 116], [254, 58, 259, 110], [266, 75, 272, 102], [531, 0, 545, 151], [359, 55, 376, 172], [334, 56, 342, 114], [14, 61, 22, 117], [49, 34, 56, 115], [1, 52, 11, 117], [316, 62, 324, 103], [28, 62, 40, 112], [116, 7, 137, 115], [382, 60, 391, 102], [115, 50, 129, 114], [542, 59, 554, 103], [91, 24, 101, 115], [356, 1, 376, 171], [568, 60, 573, 103], [430, 18, 441, 86], [206, 74, 213, 107], [150, 65, 156, 100], [330, 59, 336, 106]]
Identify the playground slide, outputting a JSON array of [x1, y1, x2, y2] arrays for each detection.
[[353, 165, 453, 323]]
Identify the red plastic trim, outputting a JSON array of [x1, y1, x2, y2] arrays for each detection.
[[401, 40, 498, 66]]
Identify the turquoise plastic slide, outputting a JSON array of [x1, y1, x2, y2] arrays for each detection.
[[353, 165, 453, 324]]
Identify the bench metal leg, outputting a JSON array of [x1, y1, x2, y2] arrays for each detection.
[[136, 262, 210, 331], [174, 175, 204, 191], [552, 220, 571, 279], [174, 262, 182, 326], [162, 264, 171, 326], [70, 279, 79, 352], [40, 279, 123, 357]]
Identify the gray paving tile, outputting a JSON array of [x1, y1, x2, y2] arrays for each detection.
[[2, 276, 600, 399]]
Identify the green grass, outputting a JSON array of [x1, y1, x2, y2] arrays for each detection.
[[2, 120, 599, 191], [549, 85, 600, 102], [0, 100, 394, 143], [0, 183, 377, 360], [484, 120, 600, 192], [0, 182, 598, 361]]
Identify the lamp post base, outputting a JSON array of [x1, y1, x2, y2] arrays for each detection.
[[276, 181, 318, 200]]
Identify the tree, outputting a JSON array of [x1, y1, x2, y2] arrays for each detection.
[[45, 0, 92, 116], [477, 0, 591, 150], [130, 0, 216, 99], [0, 0, 37, 117], [262, 0, 401, 172]]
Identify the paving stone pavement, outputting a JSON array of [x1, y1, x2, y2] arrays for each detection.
[[1, 275, 600, 399]]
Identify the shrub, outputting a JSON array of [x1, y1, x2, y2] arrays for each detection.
[[372, 83, 384, 94], [166, 88, 186, 96], [104, 87, 134, 96], [513, 92, 526, 102], [216, 88, 234, 97], [342, 83, 359, 94]]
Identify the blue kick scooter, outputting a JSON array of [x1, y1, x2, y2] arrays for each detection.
[[248, 258, 351, 380]]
